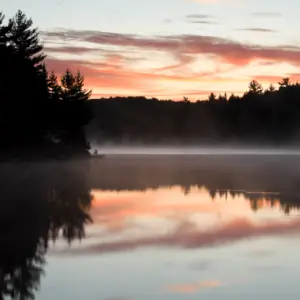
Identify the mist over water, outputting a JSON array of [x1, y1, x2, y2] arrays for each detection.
[[92, 145, 300, 155]]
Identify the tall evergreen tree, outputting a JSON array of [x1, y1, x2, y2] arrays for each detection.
[[7, 10, 45, 66], [208, 92, 216, 102], [44, 69, 93, 152], [48, 71, 62, 102], [0, 9, 94, 158], [0, 12, 10, 46], [60, 69, 92, 102], [247, 80, 263, 95]]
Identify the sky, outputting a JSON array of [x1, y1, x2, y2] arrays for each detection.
[[2, 0, 300, 100]]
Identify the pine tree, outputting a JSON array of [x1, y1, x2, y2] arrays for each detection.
[[208, 92, 216, 102], [60, 69, 92, 102], [0, 12, 10, 46], [7, 10, 45, 66], [248, 80, 263, 95], [48, 71, 62, 101], [0, 10, 93, 156]]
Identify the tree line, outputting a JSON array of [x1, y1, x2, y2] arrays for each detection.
[[2, 9, 300, 154], [88, 78, 300, 145], [0, 10, 92, 160]]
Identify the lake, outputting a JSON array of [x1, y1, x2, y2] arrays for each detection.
[[1, 154, 300, 299]]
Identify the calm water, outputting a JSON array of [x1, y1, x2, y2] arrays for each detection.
[[1, 155, 300, 299]]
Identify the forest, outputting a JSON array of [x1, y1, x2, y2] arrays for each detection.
[[88, 78, 300, 145], [0, 10, 92, 160]]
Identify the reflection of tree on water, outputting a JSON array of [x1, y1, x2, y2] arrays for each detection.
[[90, 156, 300, 214], [0, 161, 93, 300], [201, 188, 300, 214]]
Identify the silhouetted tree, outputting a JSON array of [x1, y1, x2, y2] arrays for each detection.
[[267, 84, 276, 92], [45, 69, 92, 152], [0, 12, 10, 46], [247, 80, 263, 95], [7, 10, 45, 66], [278, 77, 291, 88], [60, 70, 92, 102], [0, 10, 93, 160], [208, 92, 216, 102], [183, 96, 189, 103], [47, 71, 61, 101]]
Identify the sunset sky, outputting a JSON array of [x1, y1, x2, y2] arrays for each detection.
[[3, 0, 300, 99]]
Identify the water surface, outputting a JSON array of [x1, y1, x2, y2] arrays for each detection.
[[1, 155, 300, 299]]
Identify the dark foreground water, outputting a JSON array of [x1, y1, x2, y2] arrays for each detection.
[[1, 155, 300, 299]]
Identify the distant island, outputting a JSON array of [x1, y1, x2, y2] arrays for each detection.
[[88, 78, 300, 146]]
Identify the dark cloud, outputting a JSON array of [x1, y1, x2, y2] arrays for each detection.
[[185, 14, 218, 24], [190, 20, 219, 24], [186, 14, 213, 19], [235, 28, 277, 33]]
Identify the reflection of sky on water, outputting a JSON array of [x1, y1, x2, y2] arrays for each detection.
[[40, 187, 300, 300]]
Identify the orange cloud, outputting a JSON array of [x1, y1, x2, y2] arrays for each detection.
[[42, 30, 300, 98], [254, 74, 300, 83], [45, 56, 244, 99], [165, 280, 221, 293]]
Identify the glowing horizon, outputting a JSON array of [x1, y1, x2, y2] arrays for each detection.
[[3, 0, 300, 100]]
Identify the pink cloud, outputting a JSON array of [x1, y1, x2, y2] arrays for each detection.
[[42, 30, 300, 98], [43, 30, 300, 67]]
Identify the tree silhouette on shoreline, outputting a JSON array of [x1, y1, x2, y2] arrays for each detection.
[[89, 77, 300, 145], [0, 10, 92, 160], [3, 9, 300, 151]]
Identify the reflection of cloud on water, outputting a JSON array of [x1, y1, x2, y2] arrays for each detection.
[[89, 187, 285, 236], [165, 280, 221, 294], [50, 186, 300, 255], [58, 217, 300, 255]]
